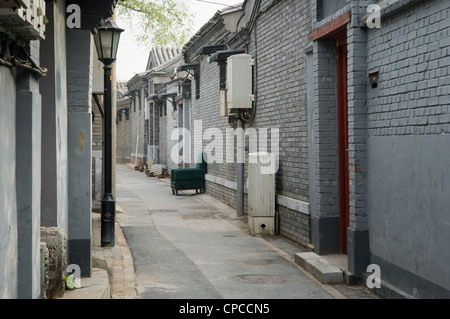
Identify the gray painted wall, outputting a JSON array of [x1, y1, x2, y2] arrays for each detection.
[[40, 0, 69, 231], [365, 0, 450, 297], [367, 135, 450, 296], [16, 41, 42, 299], [0, 66, 18, 299], [66, 28, 93, 277]]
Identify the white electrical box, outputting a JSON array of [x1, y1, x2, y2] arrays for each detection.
[[0, 0, 46, 40], [248, 152, 276, 236], [226, 54, 254, 112]]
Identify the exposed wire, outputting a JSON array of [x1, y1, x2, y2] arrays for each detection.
[[237, 0, 281, 123], [194, 0, 242, 10]]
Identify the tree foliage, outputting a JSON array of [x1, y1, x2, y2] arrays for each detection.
[[117, 0, 194, 48]]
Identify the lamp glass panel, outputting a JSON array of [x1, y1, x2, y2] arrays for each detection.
[[100, 30, 113, 59], [94, 31, 103, 59], [111, 31, 122, 59]]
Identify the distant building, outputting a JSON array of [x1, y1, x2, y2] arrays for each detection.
[[116, 47, 183, 168]]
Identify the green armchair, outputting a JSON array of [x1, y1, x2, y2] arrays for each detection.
[[171, 153, 207, 195]]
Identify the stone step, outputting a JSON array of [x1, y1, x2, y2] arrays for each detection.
[[295, 252, 344, 284]]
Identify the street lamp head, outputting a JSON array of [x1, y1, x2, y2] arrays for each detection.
[[94, 19, 124, 65]]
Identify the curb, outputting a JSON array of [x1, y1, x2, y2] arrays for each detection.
[[62, 268, 110, 299], [92, 214, 138, 299]]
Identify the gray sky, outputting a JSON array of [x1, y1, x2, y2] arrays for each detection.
[[116, 0, 242, 82]]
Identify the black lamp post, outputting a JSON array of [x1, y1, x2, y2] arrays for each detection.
[[94, 19, 124, 247]]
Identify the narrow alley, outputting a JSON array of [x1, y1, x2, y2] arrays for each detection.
[[115, 164, 377, 300]]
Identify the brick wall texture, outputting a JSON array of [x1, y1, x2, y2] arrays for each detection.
[[366, 0, 450, 137], [187, 0, 313, 247], [116, 97, 133, 164]]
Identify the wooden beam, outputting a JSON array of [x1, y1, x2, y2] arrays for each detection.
[[312, 11, 351, 41]]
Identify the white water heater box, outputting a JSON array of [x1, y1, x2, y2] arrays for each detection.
[[247, 152, 275, 235], [226, 54, 254, 111]]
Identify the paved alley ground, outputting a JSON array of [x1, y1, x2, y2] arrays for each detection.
[[115, 164, 378, 300]]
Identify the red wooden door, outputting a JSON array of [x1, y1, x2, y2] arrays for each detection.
[[336, 37, 350, 254]]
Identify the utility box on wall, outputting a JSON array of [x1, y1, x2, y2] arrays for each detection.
[[226, 54, 254, 113], [248, 152, 276, 236]]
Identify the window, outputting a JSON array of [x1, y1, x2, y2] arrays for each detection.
[[194, 65, 201, 99]]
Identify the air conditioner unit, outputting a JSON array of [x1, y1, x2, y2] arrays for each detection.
[[226, 54, 254, 113], [247, 152, 276, 235]]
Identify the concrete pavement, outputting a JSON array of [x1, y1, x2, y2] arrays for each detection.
[[114, 164, 378, 299], [62, 163, 378, 299]]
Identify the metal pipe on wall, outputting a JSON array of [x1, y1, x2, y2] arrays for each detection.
[[237, 119, 245, 217]]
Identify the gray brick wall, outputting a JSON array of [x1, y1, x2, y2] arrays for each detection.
[[251, 0, 311, 203], [159, 101, 168, 167], [312, 39, 340, 220], [347, 1, 372, 231], [117, 81, 147, 165], [278, 205, 311, 244], [366, 0, 450, 137], [250, 0, 312, 247], [190, 56, 231, 171], [185, 0, 313, 248], [363, 0, 450, 297], [92, 95, 103, 152], [165, 83, 181, 172], [116, 98, 132, 163]]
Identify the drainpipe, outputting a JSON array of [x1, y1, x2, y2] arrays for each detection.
[[237, 118, 245, 217], [134, 134, 139, 167]]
